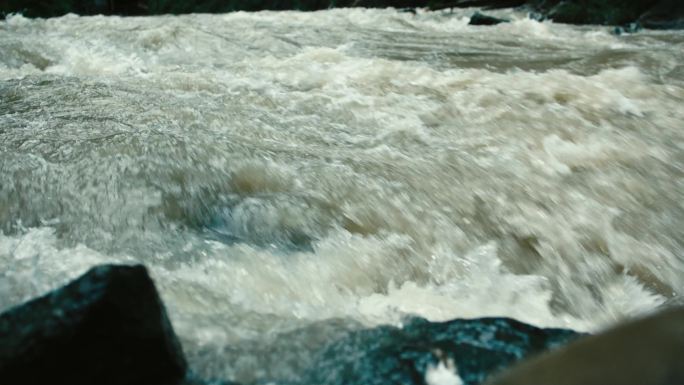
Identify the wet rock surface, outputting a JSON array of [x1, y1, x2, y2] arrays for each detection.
[[4, 262, 681, 385], [0, 264, 187, 385], [469, 11, 510, 25], [302, 316, 583, 385], [2, 263, 584, 385]]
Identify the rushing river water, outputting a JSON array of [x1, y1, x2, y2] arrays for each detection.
[[1, 7, 683, 384]]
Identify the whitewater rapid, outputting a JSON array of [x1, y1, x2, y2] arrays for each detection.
[[1, 8, 683, 384]]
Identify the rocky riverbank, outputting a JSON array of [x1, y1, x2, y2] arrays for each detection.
[[1, 264, 683, 385], [0, 264, 582, 385], [2, 0, 683, 29]]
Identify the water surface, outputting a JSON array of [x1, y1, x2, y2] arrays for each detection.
[[1, 8, 683, 384]]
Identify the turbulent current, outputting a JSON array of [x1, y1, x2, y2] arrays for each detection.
[[1, 8, 683, 384]]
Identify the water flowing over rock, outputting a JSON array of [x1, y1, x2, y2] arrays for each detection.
[[302, 317, 583, 385], [1, 7, 683, 385], [0, 264, 187, 385]]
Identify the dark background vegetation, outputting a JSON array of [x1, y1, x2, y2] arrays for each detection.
[[0, 0, 682, 29], [1, 0, 428, 17]]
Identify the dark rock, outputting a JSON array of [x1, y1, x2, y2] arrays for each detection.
[[638, 0, 684, 30], [429, 1, 527, 11], [398, 7, 418, 14], [530, 0, 649, 26], [302, 316, 583, 385], [527, 11, 546, 21], [0, 264, 187, 385], [183, 376, 242, 385], [2, 0, 683, 29], [485, 307, 684, 385], [612, 22, 641, 35], [469, 11, 510, 25], [429, 0, 684, 30], [528, 0, 684, 29]]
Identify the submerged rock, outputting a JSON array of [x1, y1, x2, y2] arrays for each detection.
[[484, 307, 684, 385], [612, 22, 641, 35], [302, 316, 583, 385], [469, 12, 510, 25], [0, 264, 187, 385]]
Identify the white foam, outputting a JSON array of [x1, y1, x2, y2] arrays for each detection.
[[425, 359, 463, 385], [1, 9, 682, 383], [0, 227, 127, 312], [45, 45, 146, 76], [357, 242, 589, 330]]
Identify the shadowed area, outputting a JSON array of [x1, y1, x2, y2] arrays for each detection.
[[485, 306, 684, 385], [0, 264, 187, 385]]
